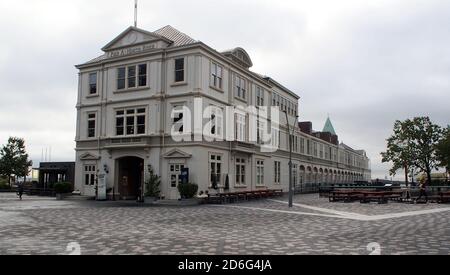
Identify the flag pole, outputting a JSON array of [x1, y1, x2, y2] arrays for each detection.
[[134, 0, 138, 27]]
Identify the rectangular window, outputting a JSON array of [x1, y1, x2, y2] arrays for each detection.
[[138, 64, 147, 87], [300, 138, 305, 154], [210, 154, 222, 187], [117, 64, 147, 90], [170, 164, 185, 188], [271, 128, 280, 149], [175, 58, 185, 82], [173, 106, 185, 134], [256, 86, 264, 106], [210, 62, 223, 89], [117, 67, 126, 90], [87, 113, 96, 138], [235, 75, 246, 100], [89, 72, 97, 95], [235, 114, 246, 142], [256, 160, 265, 186], [307, 139, 311, 155], [210, 107, 223, 137], [274, 161, 281, 184], [128, 66, 136, 88], [272, 93, 276, 106], [84, 165, 96, 186], [235, 158, 246, 186], [115, 108, 146, 136]]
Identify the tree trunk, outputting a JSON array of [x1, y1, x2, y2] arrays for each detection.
[[404, 165, 409, 187], [426, 166, 432, 186]]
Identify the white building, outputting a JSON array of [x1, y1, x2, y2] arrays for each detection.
[[74, 25, 371, 200]]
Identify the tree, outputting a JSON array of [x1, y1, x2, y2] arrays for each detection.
[[382, 117, 443, 186], [381, 120, 415, 186], [436, 126, 450, 181], [0, 137, 33, 186], [408, 117, 443, 185]]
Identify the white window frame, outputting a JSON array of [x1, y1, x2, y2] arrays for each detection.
[[210, 62, 223, 90], [235, 74, 247, 100], [256, 160, 265, 187], [169, 164, 185, 188], [87, 112, 97, 138], [115, 107, 147, 136], [235, 113, 246, 142], [117, 63, 148, 90], [209, 153, 223, 188], [256, 86, 264, 106], [84, 164, 97, 186], [210, 106, 223, 137], [172, 105, 185, 134], [274, 161, 281, 184], [174, 57, 186, 83], [88, 72, 98, 95], [235, 158, 246, 186]]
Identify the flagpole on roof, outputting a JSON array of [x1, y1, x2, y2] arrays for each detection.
[[134, 0, 138, 27]]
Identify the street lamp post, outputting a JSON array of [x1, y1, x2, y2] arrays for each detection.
[[284, 111, 299, 208]]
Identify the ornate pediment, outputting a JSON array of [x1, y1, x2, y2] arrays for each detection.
[[163, 149, 192, 159], [101, 26, 173, 58], [79, 153, 101, 161], [222, 47, 253, 69]]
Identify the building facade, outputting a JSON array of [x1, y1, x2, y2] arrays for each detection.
[[74, 25, 371, 200]]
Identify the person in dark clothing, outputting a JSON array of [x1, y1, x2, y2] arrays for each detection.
[[17, 183, 24, 201], [416, 178, 428, 203]]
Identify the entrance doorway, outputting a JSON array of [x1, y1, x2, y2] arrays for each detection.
[[117, 157, 144, 200]]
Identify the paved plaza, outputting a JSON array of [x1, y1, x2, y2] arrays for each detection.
[[0, 192, 449, 255]]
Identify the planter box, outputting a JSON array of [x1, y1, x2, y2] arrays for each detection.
[[144, 197, 157, 204], [153, 198, 201, 206], [56, 193, 71, 200]]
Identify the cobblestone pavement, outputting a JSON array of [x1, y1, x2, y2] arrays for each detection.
[[0, 193, 449, 255]]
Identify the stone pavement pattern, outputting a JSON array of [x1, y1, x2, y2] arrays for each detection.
[[0, 193, 449, 255]]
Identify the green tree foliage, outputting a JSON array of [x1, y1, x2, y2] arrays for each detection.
[[145, 166, 161, 197], [381, 120, 415, 184], [0, 137, 33, 186], [381, 117, 443, 185], [436, 126, 450, 177]]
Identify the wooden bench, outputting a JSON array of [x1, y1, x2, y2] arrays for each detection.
[[329, 190, 361, 203], [360, 191, 390, 204]]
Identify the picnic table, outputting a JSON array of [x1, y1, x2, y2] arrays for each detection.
[[329, 189, 405, 204], [329, 190, 363, 203], [206, 189, 284, 204], [360, 190, 405, 204]]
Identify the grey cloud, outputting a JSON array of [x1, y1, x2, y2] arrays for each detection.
[[0, 0, 449, 179]]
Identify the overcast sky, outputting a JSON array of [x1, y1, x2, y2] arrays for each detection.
[[0, 0, 449, 179]]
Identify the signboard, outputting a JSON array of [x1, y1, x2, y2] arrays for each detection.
[[180, 168, 189, 185], [107, 43, 156, 58], [97, 174, 107, 201]]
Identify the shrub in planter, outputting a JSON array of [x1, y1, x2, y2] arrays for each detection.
[[145, 166, 161, 199], [0, 182, 10, 190], [177, 183, 199, 199], [54, 182, 72, 194]]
